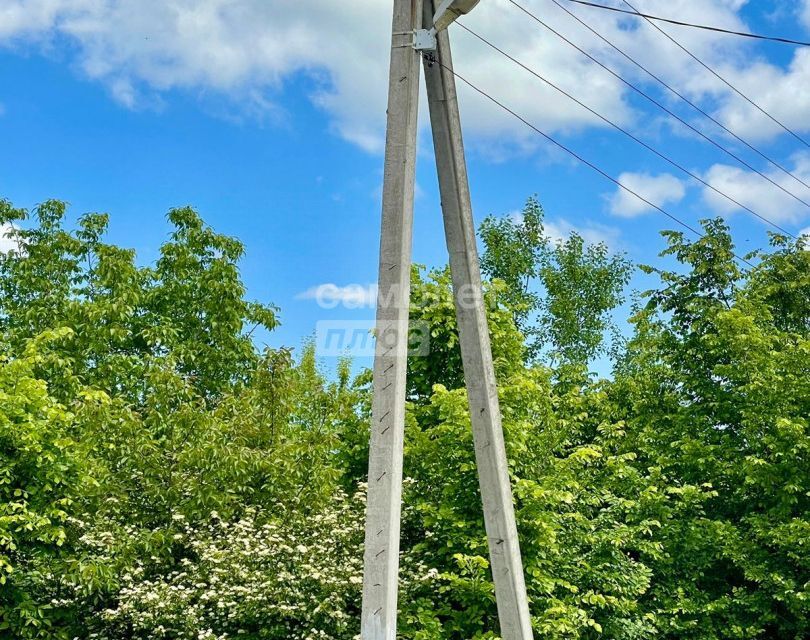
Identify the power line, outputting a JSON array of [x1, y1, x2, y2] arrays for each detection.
[[456, 22, 797, 238], [505, 0, 810, 213], [566, 0, 810, 47], [619, 0, 810, 149], [549, 0, 810, 195], [435, 57, 761, 271]]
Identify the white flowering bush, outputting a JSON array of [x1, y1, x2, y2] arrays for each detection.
[[88, 489, 366, 640]]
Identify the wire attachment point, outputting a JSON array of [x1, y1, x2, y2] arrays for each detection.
[[413, 28, 438, 51], [393, 29, 438, 51]]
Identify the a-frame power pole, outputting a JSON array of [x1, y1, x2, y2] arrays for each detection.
[[361, 2, 534, 639]]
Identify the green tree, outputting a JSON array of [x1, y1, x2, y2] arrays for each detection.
[[0, 330, 85, 638], [615, 221, 809, 639], [406, 265, 525, 402], [479, 198, 545, 338], [0, 199, 364, 637], [0, 199, 278, 403], [480, 197, 631, 366]]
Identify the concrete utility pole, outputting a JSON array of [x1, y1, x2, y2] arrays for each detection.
[[421, 1, 533, 637], [361, 1, 533, 638], [360, 0, 422, 638]]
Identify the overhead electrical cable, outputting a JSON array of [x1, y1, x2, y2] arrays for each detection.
[[547, 0, 810, 194], [505, 0, 810, 212], [619, 0, 810, 149], [456, 22, 797, 237], [433, 58, 762, 270], [565, 0, 810, 47]]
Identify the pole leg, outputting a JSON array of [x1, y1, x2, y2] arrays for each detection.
[[422, 4, 534, 638], [360, 1, 422, 639]]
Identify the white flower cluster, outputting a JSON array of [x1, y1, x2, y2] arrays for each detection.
[[90, 490, 366, 640]]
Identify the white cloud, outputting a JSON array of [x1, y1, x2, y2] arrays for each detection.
[[712, 50, 810, 142], [296, 283, 377, 309], [801, 1, 810, 31], [608, 172, 686, 217], [561, 0, 810, 144], [507, 209, 620, 247], [0, 223, 20, 254], [1, 0, 395, 151], [700, 154, 810, 224], [2, 0, 800, 154], [543, 217, 620, 248]]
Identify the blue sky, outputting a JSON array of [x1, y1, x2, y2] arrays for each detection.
[[1, 0, 809, 363]]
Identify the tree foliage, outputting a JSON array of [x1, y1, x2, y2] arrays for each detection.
[[0, 330, 85, 638], [480, 197, 632, 366], [0, 197, 806, 640]]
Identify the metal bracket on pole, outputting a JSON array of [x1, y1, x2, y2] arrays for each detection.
[[392, 28, 437, 51]]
